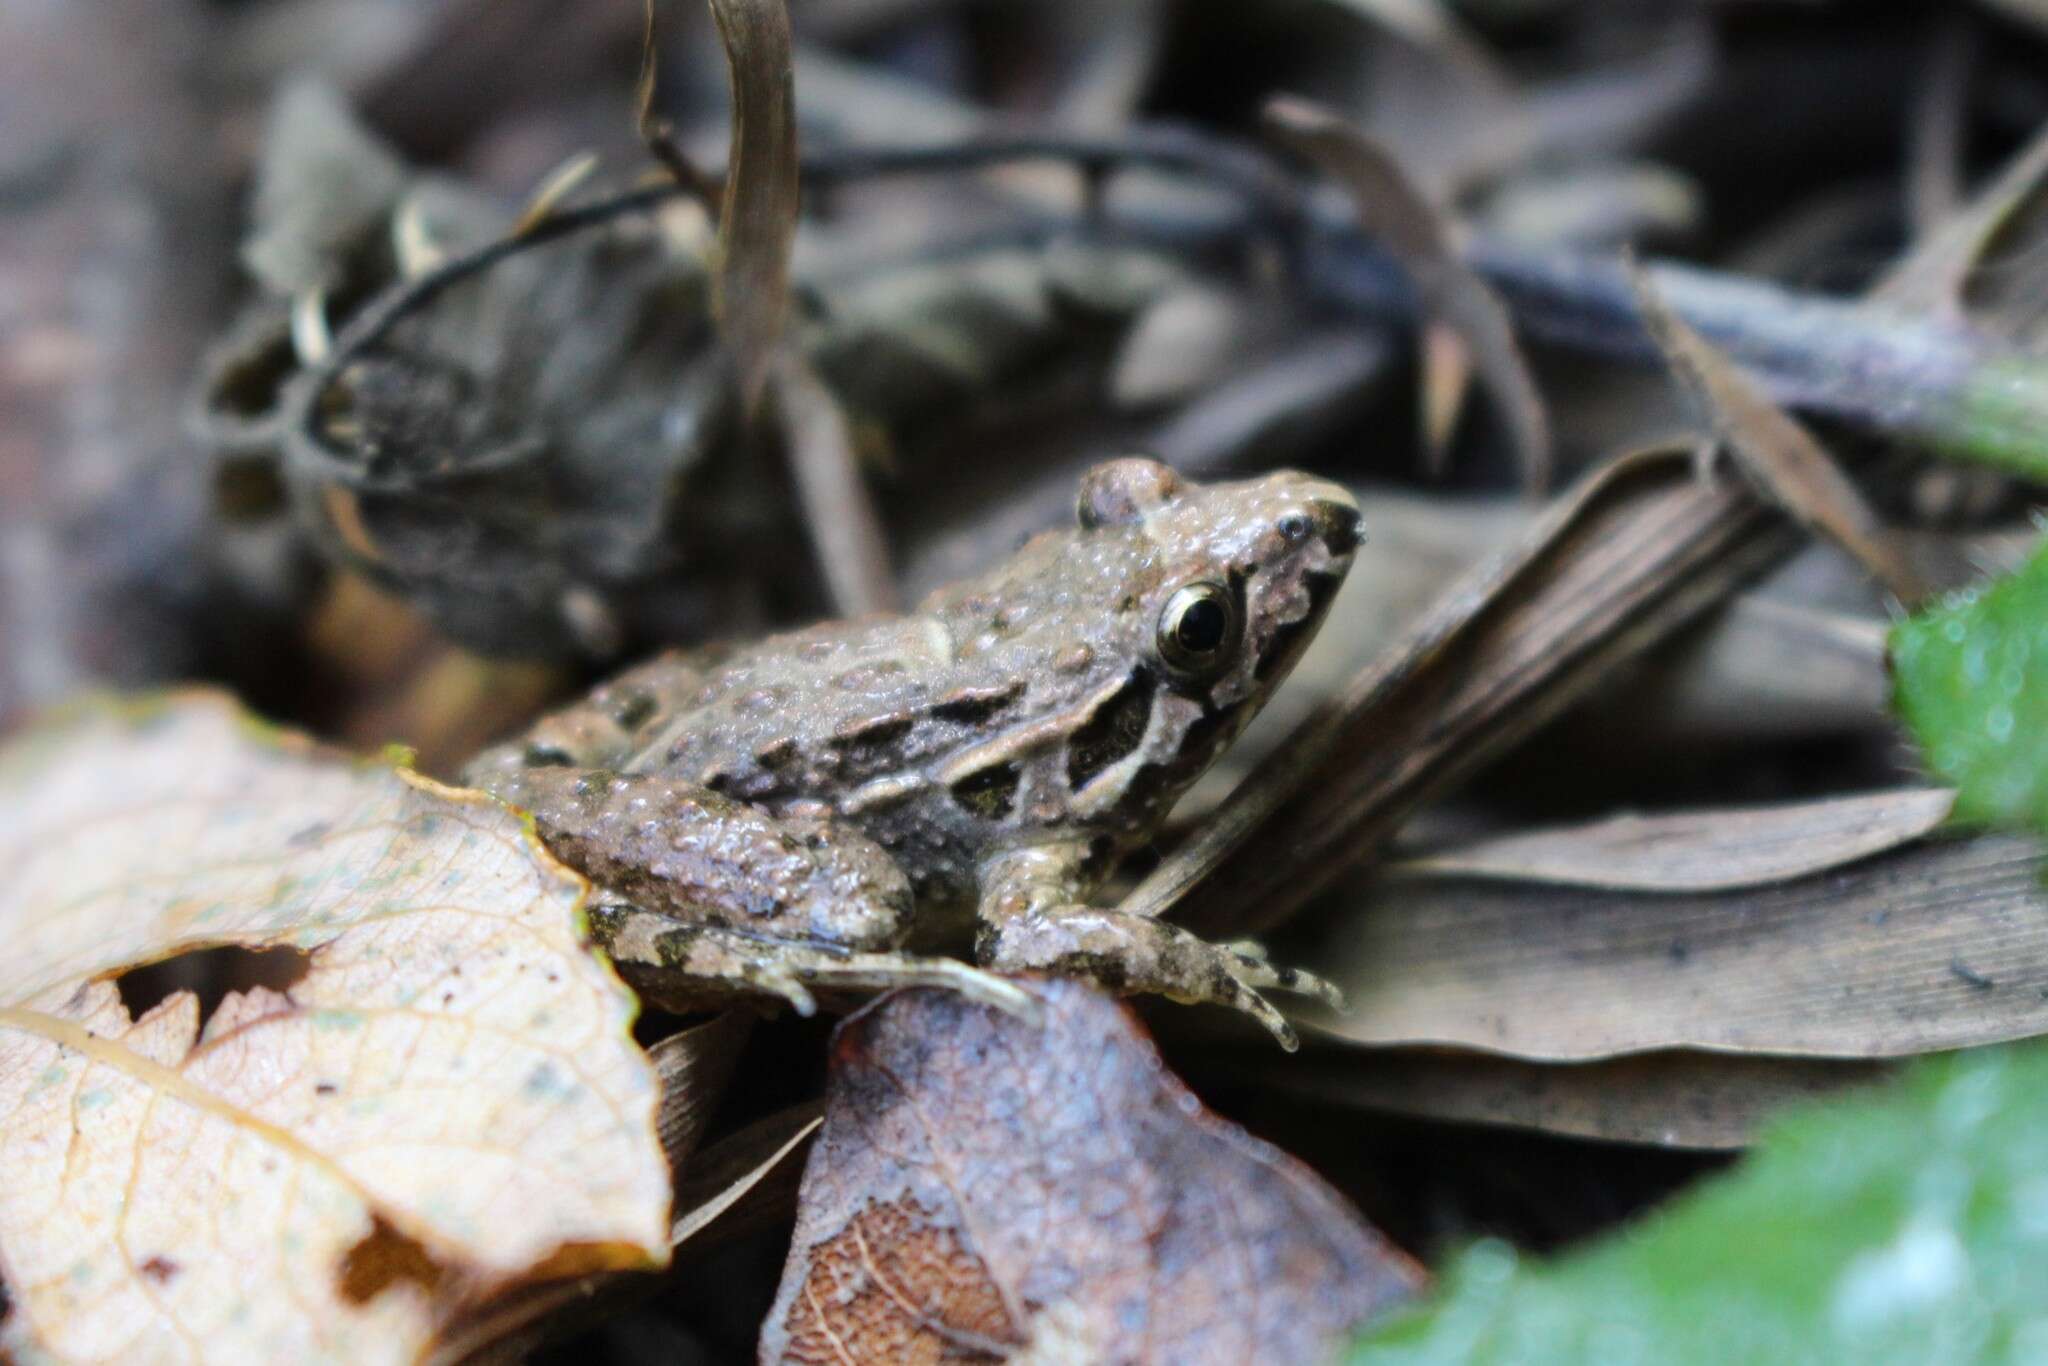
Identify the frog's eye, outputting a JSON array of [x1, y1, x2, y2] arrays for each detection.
[[1156, 581, 1238, 678]]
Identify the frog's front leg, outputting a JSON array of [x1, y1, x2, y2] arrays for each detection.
[[588, 904, 1032, 1017], [974, 844, 1342, 1051], [484, 767, 1032, 1017]]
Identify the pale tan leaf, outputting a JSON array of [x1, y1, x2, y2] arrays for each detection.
[[0, 695, 668, 1364], [1298, 830, 2048, 1061], [708, 0, 799, 414], [1627, 258, 1926, 602], [1419, 319, 1474, 474], [1395, 788, 1956, 891], [1264, 96, 1552, 490]]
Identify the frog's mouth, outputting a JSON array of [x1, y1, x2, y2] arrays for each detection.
[[1252, 496, 1360, 682]]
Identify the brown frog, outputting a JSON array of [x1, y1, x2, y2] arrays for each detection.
[[464, 457, 1360, 1047]]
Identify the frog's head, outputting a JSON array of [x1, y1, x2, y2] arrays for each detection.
[[1054, 456, 1361, 823], [1080, 455, 1359, 705]]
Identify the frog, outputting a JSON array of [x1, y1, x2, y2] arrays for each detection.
[[463, 456, 1361, 1047]]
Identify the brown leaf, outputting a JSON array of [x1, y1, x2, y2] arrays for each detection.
[[1299, 829, 2048, 1060], [1264, 96, 1552, 490], [652, 1010, 755, 1174], [759, 980, 1419, 1365], [708, 0, 799, 415], [670, 1102, 822, 1249], [1395, 788, 1956, 891], [1627, 259, 1926, 602]]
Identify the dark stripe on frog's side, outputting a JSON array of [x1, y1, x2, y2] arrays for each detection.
[[929, 681, 1026, 725], [605, 687, 659, 731], [949, 762, 1021, 818], [1066, 667, 1156, 791]]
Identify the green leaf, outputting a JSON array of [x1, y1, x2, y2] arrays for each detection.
[[1891, 538, 2048, 829], [1351, 1043, 2048, 1364]]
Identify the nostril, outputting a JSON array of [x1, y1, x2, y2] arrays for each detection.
[[1313, 500, 1363, 556]]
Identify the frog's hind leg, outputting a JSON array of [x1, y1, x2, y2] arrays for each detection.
[[485, 766, 1036, 1019], [592, 906, 1037, 1018]]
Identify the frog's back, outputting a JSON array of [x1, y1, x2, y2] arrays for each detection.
[[469, 457, 1360, 906]]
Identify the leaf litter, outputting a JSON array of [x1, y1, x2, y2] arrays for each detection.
[[33, 0, 2048, 1358]]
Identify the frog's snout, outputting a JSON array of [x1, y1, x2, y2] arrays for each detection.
[[1275, 478, 1362, 565], [1307, 493, 1364, 559]]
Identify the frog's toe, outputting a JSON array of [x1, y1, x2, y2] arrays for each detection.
[[1220, 940, 1347, 1011], [751, 964, 819, 1017], [1208, 979, 1302, 1052]]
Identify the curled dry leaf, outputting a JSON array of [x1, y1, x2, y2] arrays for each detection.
[[0, 695, 668, 1364], [1264, 96, 1551, 490], [760, 979, 1419, 1365], [1395, 787, 1956, 892], [1299, 829, 2048, 1061], [1626, 259, 1925, 603]]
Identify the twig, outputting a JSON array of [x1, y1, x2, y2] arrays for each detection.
[[284, 126, 2048, 495]]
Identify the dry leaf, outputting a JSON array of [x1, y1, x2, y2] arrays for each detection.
[[0, 695, 667, 1363], [759, 980, 1419, 1365], [1876, 116, 2048, 325], [1227, 1048, 1885, 1151], [709, 0, 799, 414], [1264, 96, 1552, 490], [651, 1010, 754, 1176], [1627, 259, 1925, 602], [1125, 444, 1796, 936], [1298, 829, 2048, 1061], [767, 354, 898, 617], [1395, 788, 1956, 891], [669, 1103, 821, 1249]]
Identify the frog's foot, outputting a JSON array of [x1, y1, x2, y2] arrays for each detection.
[[978, 907, 1341, 1050], [591, 906, 1038, 1020]]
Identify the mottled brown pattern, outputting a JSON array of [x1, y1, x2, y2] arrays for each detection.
[[466, 460, 1360, 1036], [760, 981, 1422, 1364]]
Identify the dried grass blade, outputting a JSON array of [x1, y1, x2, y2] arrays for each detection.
[[1264, 96, 1551, 490], [1875, 116, 2048, 320], [1628, 260, 1926, 602], [707, 0, 798, 414], [769, 355, 899, 616]]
